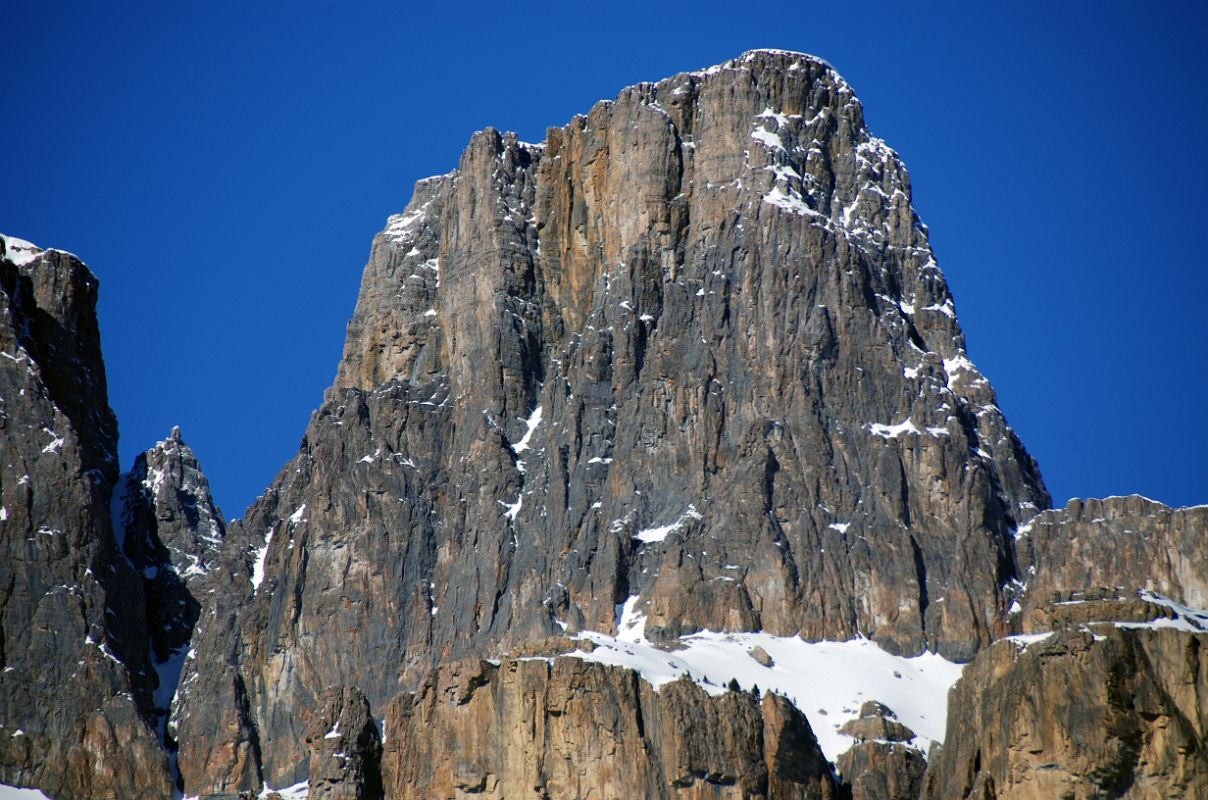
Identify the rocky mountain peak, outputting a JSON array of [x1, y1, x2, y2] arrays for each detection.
[[2, 234, 171, 798], [159, 49, 1061, 793]]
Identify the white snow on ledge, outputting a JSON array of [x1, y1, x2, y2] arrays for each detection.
[[0, 234, 43, 267], [257, 781, 308, 800], [867, 419, 949, 438], [634, 505, 703, 543], [1118, 590, 1208, 633], [567, 607, 964, 762], [250, 526, 274, 592]]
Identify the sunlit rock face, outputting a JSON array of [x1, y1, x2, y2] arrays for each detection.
[[922, 628, 1208, 800], [176, 49, 1052, 792]]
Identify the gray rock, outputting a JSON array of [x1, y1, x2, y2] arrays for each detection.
[[837, 740, 926, 800], [749, 645, 774, 667], [839, 701, 916, 743], [178, 51, 1051, 790], [0, 236, 172, 798], [113, 426, 228, 773], [304, 687, 382, 800]]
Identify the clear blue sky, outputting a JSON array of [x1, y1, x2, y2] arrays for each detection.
[[4, 2, 1206, 517]]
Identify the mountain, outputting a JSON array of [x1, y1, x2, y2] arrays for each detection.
[[0, 236, 171, 797], [2, 50, 1205, 800]]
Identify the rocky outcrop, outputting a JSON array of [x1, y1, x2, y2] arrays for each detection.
[[835, 702, 925, 800], [922, 628, 1208, 800], [0, 236, 172, 798], [382, 656, 837, 799], [838, 742, 926, 800], [170, 514, 265, 796], [304, 687, 382, 800], [178, 49, 1051, 792], [113, 426, 228, 776], [838, 701, 917, 744], [1012, 496, 1208, 630]]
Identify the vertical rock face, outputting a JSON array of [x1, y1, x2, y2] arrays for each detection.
[[179, 50, 1051, 790], [836, 702, 927, 800], [921, 628, 1208, 800], [381, 657, 837, 800], [113, 426, 228, 776], [170, 515, 264, 797], [304, 687, 383, 800], [1012, 496, 1208, 629], [0, 236, 171, 799]]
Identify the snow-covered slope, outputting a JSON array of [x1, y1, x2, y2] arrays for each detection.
[[568, 603, 963, 761]]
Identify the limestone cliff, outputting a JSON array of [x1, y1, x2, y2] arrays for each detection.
[[0, 236, 171, 799], [1012, 495, 1208, 631], [381, 657, 837, 800], [176, 49, 1052, 791], [922, 628, 1208, 800]]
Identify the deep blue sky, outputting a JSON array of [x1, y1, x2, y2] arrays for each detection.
[[4, 2, 1205, 517]]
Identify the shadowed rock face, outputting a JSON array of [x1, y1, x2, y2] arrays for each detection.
[[0, 238, 171, 799], [112, 426, 229, 783], [838, 742, 926, 800], [175, 49, 1051, 791], [921, 628, 1208, 800], [304, 686, 382, 800], [381, 657, 837, 800]]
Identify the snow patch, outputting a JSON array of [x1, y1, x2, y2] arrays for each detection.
[[511, 405, 543, 454], [750, 126, 785, 151], [1117, 590, 1208, 633], [634, 505, 703, 543], [614, 595, 647, 642], [499, 496, 523, 521], [763, 185, 814, 216], [250, 527, 274, 592], [569, 620, 963, 762], [0, 785, 54, 800], [756, 106, 792, 128], [287, 504, 307, 525], [866, 419, 945, 439], [922, 299, 956, 318], [0, 234, 42, 267], [259, 781, 308, 800], [1004, 632, 1054, 651], [942, 354, 983, 389], [41, 432, 64, 454]]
